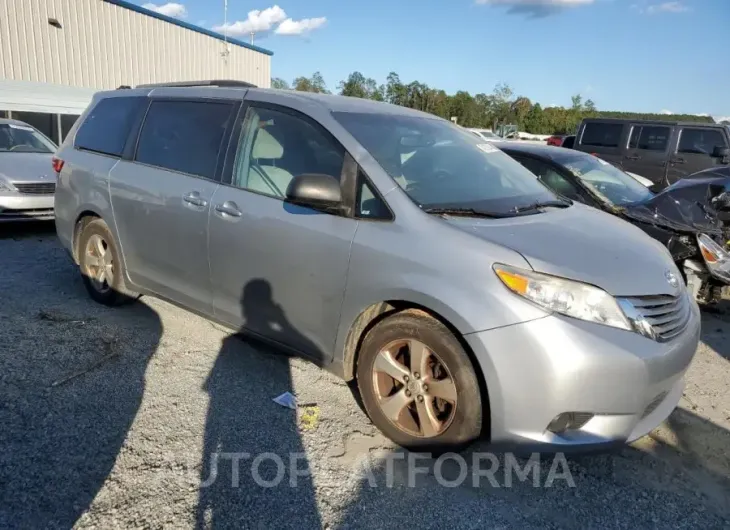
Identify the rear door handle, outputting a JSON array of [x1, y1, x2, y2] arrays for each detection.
[[625, 155, 641, 161], [183, 191, 208, 207], [214, 201, 242, 218], [670, 157, 686, 165]]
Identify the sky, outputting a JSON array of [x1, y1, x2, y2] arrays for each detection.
[[135, 0, 730, 121]]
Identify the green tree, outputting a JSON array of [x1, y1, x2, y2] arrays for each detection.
[[293, 71, 329, 93], [584, 99, 596, 112], [524, 103, 546, 134], [338, 71, 383, 100], [271, 77, 289, 90], [571, 94, 583, 111]]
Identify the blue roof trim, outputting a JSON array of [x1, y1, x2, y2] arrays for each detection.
[[103, 0, 274, 56]]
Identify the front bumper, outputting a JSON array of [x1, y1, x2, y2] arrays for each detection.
[[0, 192, 55, 221], [465, 302, 700, 452]]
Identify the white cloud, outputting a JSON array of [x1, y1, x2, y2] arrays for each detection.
[[213, 5, 287, 36], [213, 6, 326, 38], [714, 116, 730, 123], [475, 0, 594, 18], [275, 17, 327, 35], [142, 2, 187, 18], [660, 109, 673, 114], [646, 2, 689, 14]]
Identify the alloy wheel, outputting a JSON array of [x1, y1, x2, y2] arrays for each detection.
[[84, 234, 114, 294], [371, 338, 458, 438]]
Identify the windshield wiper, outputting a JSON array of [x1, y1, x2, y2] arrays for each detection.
[[512, 200, 572, 214], [422, 207, 509, 218]]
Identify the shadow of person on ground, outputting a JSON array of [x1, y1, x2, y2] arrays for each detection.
[[0, 240, 162, 528], [196, 279, 321, 528], [335, 412, 730, 527]]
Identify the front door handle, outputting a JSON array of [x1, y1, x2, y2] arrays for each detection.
[[183, 191, 208, 207], [670, 157, 686, 165], [214, 201, 242, 218], [625, 155, 641, 161]]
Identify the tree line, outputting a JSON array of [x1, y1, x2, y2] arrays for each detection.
[[270, 72, 715, 135]]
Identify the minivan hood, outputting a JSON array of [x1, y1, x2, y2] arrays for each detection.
[[0, 152, 55, 184], [444, 204, 679, 297]]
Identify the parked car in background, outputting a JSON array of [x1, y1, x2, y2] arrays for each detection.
[[546, 134, 566, 146], [499, 142, 730, 304], [55, 82, 699, 452], [0, 118, 58, 222], [574, 118, 730, 189], [561, 135, 575, 149], [466, 128, 500, 141]]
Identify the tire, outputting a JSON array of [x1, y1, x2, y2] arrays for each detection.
[[77, 218, 138, 306], [356, 309, 483, 452]]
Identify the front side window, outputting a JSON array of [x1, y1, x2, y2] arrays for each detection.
[[628, 125, 670, 151], [677, 128, 727, 155], [333, 112, 559, 215], [136, 100, 234, 179], [553, 151, 653, 206], [75, 97, 144, 157], [231, 106, 345, 198], [580, 122, 623, 148], [0, 122, 56, 153]]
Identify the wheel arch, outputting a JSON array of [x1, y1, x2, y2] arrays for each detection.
[[340, 299, 491, 437]]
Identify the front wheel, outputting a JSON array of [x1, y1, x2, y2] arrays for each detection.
[[356, 309, 483, 452]]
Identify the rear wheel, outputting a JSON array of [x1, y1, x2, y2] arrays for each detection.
[[356, 309, 483, 452], [77, 219, 138, 306]]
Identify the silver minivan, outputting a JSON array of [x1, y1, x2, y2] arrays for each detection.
[[54, 83, 700, 451]]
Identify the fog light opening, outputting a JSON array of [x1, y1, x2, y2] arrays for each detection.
[[547, 412, 594, 434]]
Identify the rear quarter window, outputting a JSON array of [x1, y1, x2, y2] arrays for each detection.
[[580, 122, 624, 148], [74, 96, 146, 157]]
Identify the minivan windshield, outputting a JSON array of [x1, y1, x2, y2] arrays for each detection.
[[0, 123, 56, 153], [552, 151, 654, 206], [333, 112, 561, 215]]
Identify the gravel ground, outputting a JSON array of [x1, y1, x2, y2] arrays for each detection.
[[0, 222, 728, 529]]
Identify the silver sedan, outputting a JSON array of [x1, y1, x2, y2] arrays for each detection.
[[0, 119, 57, 222]]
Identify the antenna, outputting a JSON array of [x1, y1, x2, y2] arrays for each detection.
[[220, 0, 230, 60]]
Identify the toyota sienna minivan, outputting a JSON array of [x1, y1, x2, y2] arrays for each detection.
[[54, 82, 700, 451]]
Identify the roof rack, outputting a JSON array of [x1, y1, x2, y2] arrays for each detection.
[[134, 80, 257, 89]]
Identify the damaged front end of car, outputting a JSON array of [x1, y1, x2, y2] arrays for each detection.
[[618, 188, 730, 305]]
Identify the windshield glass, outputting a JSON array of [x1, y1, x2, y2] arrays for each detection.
[[553, 151, 654, 206], [0, 123, 56, 153], [333, 112, 559, 214]]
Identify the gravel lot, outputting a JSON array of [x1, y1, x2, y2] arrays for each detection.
[[1, 222, 729, 529]]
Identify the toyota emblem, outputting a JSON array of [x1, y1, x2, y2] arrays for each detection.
[[665, 270, 679, 288]]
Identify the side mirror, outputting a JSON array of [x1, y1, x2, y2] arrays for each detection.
[[286, 173, 342, 210], [712, 146, 730, 158]]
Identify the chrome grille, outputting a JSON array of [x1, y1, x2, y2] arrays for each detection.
[[14, 182, 56, 195], [622, 294, 690, 341]]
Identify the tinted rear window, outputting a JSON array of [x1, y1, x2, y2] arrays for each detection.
[[135, 100, 234, 179], [580, 122, 623, 148], [75, 97, 144, 157]]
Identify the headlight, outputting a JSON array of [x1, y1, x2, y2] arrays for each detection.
[[493, 263, 631, 331], [697, 234, 730, 281]]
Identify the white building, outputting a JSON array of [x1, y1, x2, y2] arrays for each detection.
[[0, 0, 273, 143]]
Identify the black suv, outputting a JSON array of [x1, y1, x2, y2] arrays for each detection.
[[574, 118, 730, 189]]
